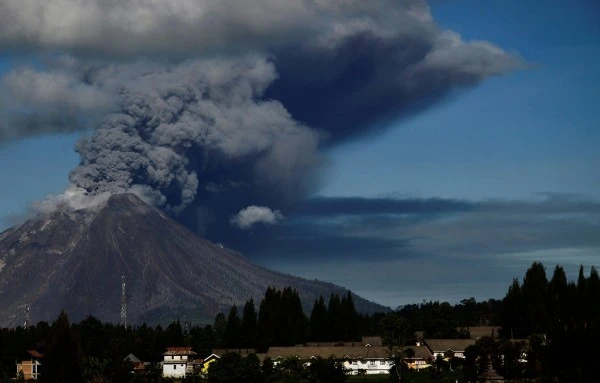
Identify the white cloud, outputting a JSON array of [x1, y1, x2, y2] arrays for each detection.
[[0, 0, 429, 56], [30, 186, 113, 215], [230, 205, 284, 229]]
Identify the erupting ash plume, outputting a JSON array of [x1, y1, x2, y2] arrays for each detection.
[[61, 57, 321, 213], [0, 0, 524, 228]]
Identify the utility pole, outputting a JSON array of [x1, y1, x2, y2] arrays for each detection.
[[120, 274, 127, 327]]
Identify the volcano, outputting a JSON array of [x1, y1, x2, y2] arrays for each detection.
[[0, 194, 387, 327]]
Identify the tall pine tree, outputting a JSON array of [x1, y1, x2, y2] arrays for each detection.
[[214, 313, 227, 348], [341, 291, 359, 341], [548, 265, 568, 328], [258, 287, 281, 349], [588, 266, 600, 321], [241, 299, 258, 348], [42, 311, 83, 383], [327, 294, 343, 341], [522, 262, 548, 334], [224, 305, 241, 348], [500, 278, 522, 338], [308, 296, 327, 341]]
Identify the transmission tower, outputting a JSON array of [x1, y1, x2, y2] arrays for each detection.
[[183, 315, 191, 334], [17, 304, 30, 328], [120, 274, 127, 327]]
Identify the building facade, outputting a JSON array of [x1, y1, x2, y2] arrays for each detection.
[[424, 339, 476, 360], [266, 344, 432, 375], [162, 347, 197, 378], [16, 350, 43, 380]]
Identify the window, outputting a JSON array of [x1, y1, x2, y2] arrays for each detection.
[[380, 360, 386, 365], [369, 360, 375, 366], [174, 365, 176, 370]]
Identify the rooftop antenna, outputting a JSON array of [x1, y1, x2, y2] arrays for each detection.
[[16, 304, 30, 328], [120, 274, 127, 327]]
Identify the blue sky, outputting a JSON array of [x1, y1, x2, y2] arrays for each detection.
[[0, 133, 79, 218], [0, 54, 81, 218], [322, 0, 600, 201], [0, 0, 598, 308], [262, 0, 600, 305]]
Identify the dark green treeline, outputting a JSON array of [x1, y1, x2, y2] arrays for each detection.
[[220, 288, 363, 350], [1, 262, 599, 382], [498, 262, 600, 381]]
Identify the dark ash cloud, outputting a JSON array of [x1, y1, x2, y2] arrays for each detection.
[[0, 0, 524, 239], [257, 194, 600, 306], [267, 30, 522, 143], [217, 195, 600, 267], [297, 196, 473, 216], [0, 0, 523, 144], [63, 57, 322, 213], [201, 196, 476, 261]]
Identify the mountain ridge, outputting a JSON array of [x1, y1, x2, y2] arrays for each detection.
[[0, 193, 389, 327]]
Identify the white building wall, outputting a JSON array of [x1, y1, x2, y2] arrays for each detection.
[[344, 359, 390, 375], [432, 351, 465, 359], [162, 362, 187, 378]]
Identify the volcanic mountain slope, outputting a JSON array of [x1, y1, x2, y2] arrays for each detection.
[[0, 194, 387, 327]]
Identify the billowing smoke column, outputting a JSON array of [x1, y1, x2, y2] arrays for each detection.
[[63, 57, 321, 214], [0, 0, 524, 229]]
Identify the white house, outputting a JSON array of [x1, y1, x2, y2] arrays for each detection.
[[162, 347, 197, 378], [16, 350, 43, 380], [341, 347, 392, 375], [423, 339, 476, 360], [403, 346, 433, 370], [266, 345, 431, 375]]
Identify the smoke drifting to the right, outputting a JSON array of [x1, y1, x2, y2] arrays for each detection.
[[0, 0, 524, 231]]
